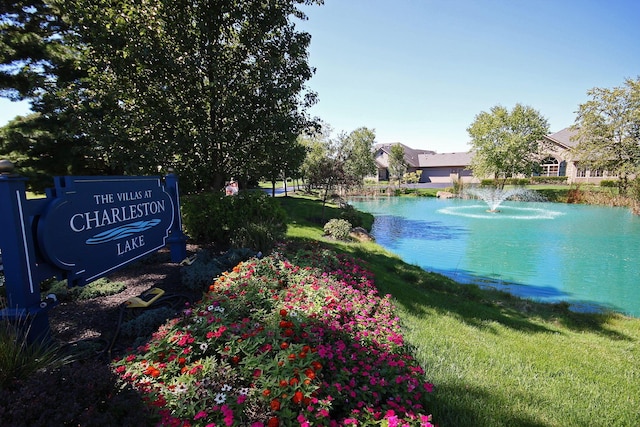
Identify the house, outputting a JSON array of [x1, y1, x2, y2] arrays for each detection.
[[539, 127, 613, 184], [374, 142, 475, 184], [374, 128, 614, 185], [416, 151, 475, 184], [373, 143, 435, 181]]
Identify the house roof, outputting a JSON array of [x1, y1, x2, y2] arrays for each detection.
[[374, 143, 435, 168], [418, 151, 473, 167], [544, 127, 579, 149], [374, 128, 576, 170]]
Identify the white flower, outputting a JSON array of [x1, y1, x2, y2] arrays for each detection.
[[239, 387, 250, 396], [214, 392, 227, 404], [221, 383, 232, 392], [173, 382, 188, 394], [200, 343, 208, 352]]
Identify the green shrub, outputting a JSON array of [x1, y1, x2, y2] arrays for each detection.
[[530, 176, 568, 184], [120, 307, 177, 340], [181, 191, 287, 250], [180, 248, 256, 292], [231, 223, 279, 253], [180, 256, 223, 292], [43, 278, 126, 302], [181, 192, 232, 243], [323, 218, 352, 241], [339, 203, 363, 228], [74, 278, 126, 300], [630, 177, 640, 201], [599, 179, 618, 188]]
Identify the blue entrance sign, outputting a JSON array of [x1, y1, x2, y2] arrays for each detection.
[[0, 160, 188, 342], [38, 176, 176, 286]]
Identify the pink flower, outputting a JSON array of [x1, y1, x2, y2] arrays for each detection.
[[194, 410, 207, 420], [420, 415, 434, 427], [296, 414, 310, 427]]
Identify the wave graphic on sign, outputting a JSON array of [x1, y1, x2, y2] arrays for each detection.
[[85, 219, 162, 245]]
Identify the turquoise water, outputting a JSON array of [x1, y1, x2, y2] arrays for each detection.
[[351, 197, 640, 317]]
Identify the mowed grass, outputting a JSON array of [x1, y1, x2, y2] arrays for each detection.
[[279, 194, 640, 426]]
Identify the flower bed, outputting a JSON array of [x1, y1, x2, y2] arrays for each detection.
[[112, 243, 434, 426]]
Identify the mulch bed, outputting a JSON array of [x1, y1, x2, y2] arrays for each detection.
[[48, 244, 202, 352]]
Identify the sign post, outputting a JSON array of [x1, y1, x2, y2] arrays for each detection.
[[0, 160, 188, 342]]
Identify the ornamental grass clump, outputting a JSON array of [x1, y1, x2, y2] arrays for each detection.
[[112, 243, 434, 426]]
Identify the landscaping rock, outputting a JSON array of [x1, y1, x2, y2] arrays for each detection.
[[350, 227, 375, 242], [436, 191, 455, 199]]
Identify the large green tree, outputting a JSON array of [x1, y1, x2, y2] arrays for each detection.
[[299, 125, 342, 217], [467, 103, 550, 184], [1, 0, 322, 193], [0, 1, 75, 101], [341, 126, 377, 186], [571, 77, 640, 195], [0, 1, 97, 190], [388, 144, 407, 185]]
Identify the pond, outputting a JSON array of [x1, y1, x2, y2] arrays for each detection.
[[350, 196, 640, 317]]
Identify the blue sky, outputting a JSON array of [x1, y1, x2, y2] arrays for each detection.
[[297, 0, 640, 152], [2, 0, 639, 153]]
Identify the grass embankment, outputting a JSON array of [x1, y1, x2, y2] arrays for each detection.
[[280, 194, 640, 426]]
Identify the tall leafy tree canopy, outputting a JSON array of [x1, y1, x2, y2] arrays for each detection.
[[467, 103, 549, 182], [388, 144, 407, 183], [1, 0, 322, 193], [341, 126, 376, 185], [571, 77, 640, 195]]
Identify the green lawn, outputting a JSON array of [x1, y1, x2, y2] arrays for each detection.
[[280, 194, 640, 426]]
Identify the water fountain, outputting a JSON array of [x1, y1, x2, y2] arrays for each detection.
[[463, 187, 541, 212]]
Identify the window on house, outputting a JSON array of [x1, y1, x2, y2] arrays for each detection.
[[590, 169, 604, 177], [541, 156, 559, 176], [576, 167, 587, 178]]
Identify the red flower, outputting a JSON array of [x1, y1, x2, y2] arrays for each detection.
[[279, 379, 288, 387], [267, 417, 280, 427], [279, 309, 288, 317], [280, 342, 289, 350], [270, 398, 281, 411], [144, 366, 161, 377], [292, 390, 304, 405], [262, 389, 271, 397], [289, 377, 299, 386]]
